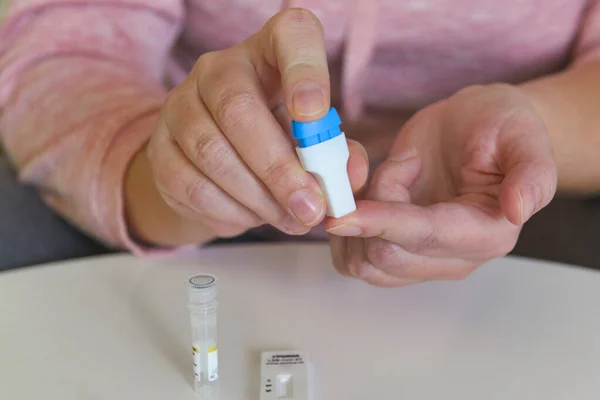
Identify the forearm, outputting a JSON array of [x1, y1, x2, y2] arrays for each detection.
[[521, 61, 600, 195], [124, 146, 217, 247], [2, 57, 171, 252], [0, 1, 185, 253]]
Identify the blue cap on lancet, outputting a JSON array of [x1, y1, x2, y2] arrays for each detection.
[[291, 107, 342, 148]]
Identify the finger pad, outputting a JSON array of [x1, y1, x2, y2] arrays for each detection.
[[347, 142, 369, 192]]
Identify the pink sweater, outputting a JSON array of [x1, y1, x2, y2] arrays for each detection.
[[0, 0, 599, 253]]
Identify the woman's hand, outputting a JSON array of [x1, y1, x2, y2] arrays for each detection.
[[130, 9, 368, 246], [326, 84, 558, 286]]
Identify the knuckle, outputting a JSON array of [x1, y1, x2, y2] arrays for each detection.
[[162, 86, 199, 139], [196, 49, 245, 85], [262, 157, 298, 191], [365, 239, 402, 269], [282, 60, 325, 79], [214, 87, 260, 132], [193, 51, 221, 75], [163, 84, 195, 122], [190, 133, 235, 176]]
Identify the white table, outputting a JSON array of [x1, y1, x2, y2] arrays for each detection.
[[1, 244, 600, 399]]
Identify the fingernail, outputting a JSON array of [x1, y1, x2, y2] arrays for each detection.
[[327, 224, 363, 236], [292, 81, 326, 117], [289, 189, 325, 226], [389, 147, 418, 163]]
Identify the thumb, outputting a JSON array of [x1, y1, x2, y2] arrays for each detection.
[[367, 148, 422, 202], [498, 120, 557, 225], [247, 8, 331, 121]]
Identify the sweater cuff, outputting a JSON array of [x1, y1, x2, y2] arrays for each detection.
[[95, 110, 189, 256]]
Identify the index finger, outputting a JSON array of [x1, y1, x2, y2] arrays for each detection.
[[247, 8, 331, 121], [326, 200, 520, 259], [197, 10, 332, 228], [197, 54, 326, 228]]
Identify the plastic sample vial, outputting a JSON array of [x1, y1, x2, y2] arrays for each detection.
[[187, 275, 219, 398], [291, 107, 357, 218]]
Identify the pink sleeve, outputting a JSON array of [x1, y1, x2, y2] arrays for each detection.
[[573, 0, 600, 63], [0, 0, 184, 255]]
